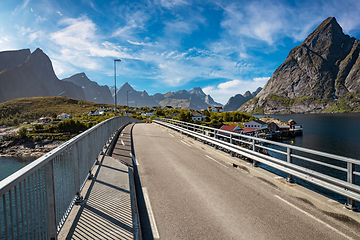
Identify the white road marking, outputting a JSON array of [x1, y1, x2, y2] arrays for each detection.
[[181, 140, 191, 147], [274, 195, 353, 240], [169, 133, 174, 137], [274, 176, 283, 179], [121, 133, 123, 136], [205, 155, 228, 168], [130, 153, 139, 166], [121, 140, 125, 146], [142, 187, 160, 239]]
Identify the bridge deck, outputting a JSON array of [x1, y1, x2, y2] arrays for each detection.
[[58, 125, 137, 239]]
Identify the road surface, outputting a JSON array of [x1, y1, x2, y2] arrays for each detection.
[[132, 123, 360, 239]]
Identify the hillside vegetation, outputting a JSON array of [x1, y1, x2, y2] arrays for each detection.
[[0, 96, 118, 126]]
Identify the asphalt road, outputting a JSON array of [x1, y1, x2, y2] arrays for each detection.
[[132, 123, 360, 240]]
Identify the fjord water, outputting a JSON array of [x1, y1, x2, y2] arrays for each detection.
[[266, 113, 360, 160], [0, 156, 36, 181], [256, 113, 360, 203]]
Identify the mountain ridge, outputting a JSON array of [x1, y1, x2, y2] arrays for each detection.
[[62, 73, 113, 104], [0, 48, 86, 103], [239, 17, 360, 114], [114, 82, 222, 110]]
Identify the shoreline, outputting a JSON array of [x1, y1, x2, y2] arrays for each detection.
[[0, 139, 64, 158]]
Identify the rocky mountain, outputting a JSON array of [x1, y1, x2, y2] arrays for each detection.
[[158, 87, 222, 109], [114, 82, 159, 108], [223, 87, 262, 111], [114, 83, 222, 109], [239, 17, 360, 114], [0, 48, 85, 103], [62, 73, 113, 104], [0, 49, 31, 72]]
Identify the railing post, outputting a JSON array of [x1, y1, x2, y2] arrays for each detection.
[[214, 130, 217, 149], [286, 147, 294, 183], [230, 134, 234, 157], [73, 142, 82, 202], [44, 161, 57, 240], [202, 127, 205, 143], [346, 162, 358, 210], [252, 139, 257, 167]]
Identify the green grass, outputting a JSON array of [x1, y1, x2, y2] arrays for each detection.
[[322, 98, 352, 113], [0, 96, 123, 126], [268, 95, 314, 106], [250, 107, 265, 114]]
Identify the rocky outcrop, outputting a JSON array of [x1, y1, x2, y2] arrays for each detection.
[[62, 73, 113, 104], [223, 87, 261, 111], [0, 48, 85, 103], [0, 138, 64, 157], [239, 17, 360, 114]]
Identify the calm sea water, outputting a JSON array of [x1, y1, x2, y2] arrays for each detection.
[[0, 156, 36, 181], [263, 113, 360, 160], [255, 113, 360, 203]]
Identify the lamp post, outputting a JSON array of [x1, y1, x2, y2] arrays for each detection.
[[114, 59, 121, 116]]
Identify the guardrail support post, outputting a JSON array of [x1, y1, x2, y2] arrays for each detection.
[[286, 148, 294, 183], [44, 161, 57, 240], [73, 143, 83, 203], [230, 134, 234, 157], [252, 139, 258, 167], [345, 162, 358, 210], [202, 127, 205, 143], [214, 131, 217, 149]]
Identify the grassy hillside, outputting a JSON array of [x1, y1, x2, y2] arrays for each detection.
[[0, 96, 119, 126]]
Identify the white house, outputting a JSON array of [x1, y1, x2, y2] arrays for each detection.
[[208, 106, 224, 113], [98, 110, 106, 116], [191, 111, 206, 122], [141, 112, 155, 117], [58, 113, 72, 119], [243, 120, 268, 129]]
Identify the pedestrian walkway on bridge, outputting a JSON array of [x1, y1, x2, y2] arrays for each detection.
[[58, 123, 139, 239]]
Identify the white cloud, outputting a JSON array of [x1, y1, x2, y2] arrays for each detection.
[[156, 0, 189, 9], [48, 16, 136, 77], [14, 0, 31, 13], [203, 77, 269, 104], [112, 10, 150, 40], [127, 40, 156, 46]]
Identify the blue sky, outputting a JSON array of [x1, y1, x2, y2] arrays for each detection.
[[1, 0, 360, 104]]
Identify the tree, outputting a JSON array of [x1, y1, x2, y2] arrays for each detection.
[[13, 118, 19, 126], [18, 126, 27, 139]]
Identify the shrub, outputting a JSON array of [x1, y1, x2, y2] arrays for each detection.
[[18, 126, 28, 139], [34, 124, 44, 130]]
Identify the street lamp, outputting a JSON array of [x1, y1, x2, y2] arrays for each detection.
[[114, 59, 121, 116]]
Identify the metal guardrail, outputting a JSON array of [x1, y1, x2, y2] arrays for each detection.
[[0, 116, 141, 240], [154, 118, 360, 210]]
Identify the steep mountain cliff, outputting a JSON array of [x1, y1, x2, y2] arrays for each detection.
[[0, 48, 85, 103], [239, 17, 360, 114], [62, 73, 113, 104], [223, 87, 262, 111]]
